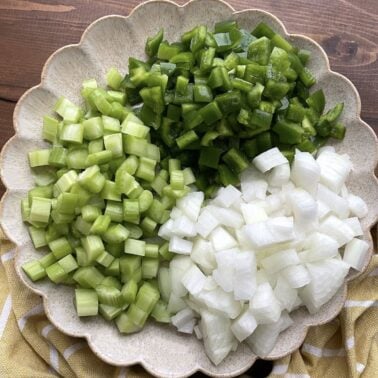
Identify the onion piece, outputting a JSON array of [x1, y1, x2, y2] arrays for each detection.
[[253, 147, 288, 173], [347, 194, 368, 218], [291, 150, 320, 195], [343, 238, 370, 271], [250, 283, 281, 324], [231, 309, 257, 342], [214, 185, 242, 208]]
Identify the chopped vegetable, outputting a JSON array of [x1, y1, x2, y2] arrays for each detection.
[[161, 148, 368, 364]]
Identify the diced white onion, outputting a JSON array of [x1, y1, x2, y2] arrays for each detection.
[[231, 309, 257, 342], [169, 236, 193, 255], [261, 249, 300, 273], [161, 147, 369, 365], [299, 258, 349, 313], [176, 191, 204, 222], [171, 308, 196, 334], [267, 163, 290, 187], [250, 283, 281, 324], [196, 209, 219, 238], [344, 217, 363, 237], [343, 238, 370, 271], [347, 194, 368, 218], [214, 185, 242, 208], [210, 227, 238, 251], [240, 203, 268, 224], [291, 150, 320, 195], [182, 265, 207, 295], [190, 239, 216, 274], [253, 147, 288, 173]]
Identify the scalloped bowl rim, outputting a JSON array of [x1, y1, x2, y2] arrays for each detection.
[[1, 0, 377, 376]]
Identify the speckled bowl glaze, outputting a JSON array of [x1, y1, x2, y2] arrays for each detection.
[[1, 0, 377, 376]]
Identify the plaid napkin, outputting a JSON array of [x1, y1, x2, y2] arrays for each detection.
[[0, 228, 376, 377]]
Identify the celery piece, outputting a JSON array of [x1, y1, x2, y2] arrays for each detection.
[[106, 243, 123, 257], [145, 244, 159, 258], [170, 170, 185, 190], [29, 197, 51, 224], [120, 155, 139, 175], [100, 180, 121, 202], [75, 288, 98, 316], [102, 115, 121, 134], [88, 138, 104, 154], [86, 150, 113, 166], [75, 247, 90, 267], [135, 157, 156, 182], [58, 254, 78, 274], [46, 262, 67, 283], [28, 149, 50, 168], [55, 192, 78, 215], [151, 300, 171, 323], [116, 312, 141, 334], [126, 304, 148, 328], [142, 258, 159, 279], [49, 237, 72, 259], [53, 170, 78, 197], [90, 214, 111, 235], [140, 217, 157, 236], [96, 284, 122, 307], [124, 239, 145, 257], [183, 167, 196, 185], [81, 205, 102, 222], [60, 123, 84, 144], [78, 165, 106, 193], [48, 146, 67, 168], [121, 279, 138, 304], [66, 146, 88, 170], [135, 282, 160, 313], [96, 250, 115, 268], [99, 304, 122, 321], [106, 67, 123, 90], [146, 199, 165, 223], [138, 190, 153, 213], [54, 97, 83, 123], [159, 241, 174, 261], [21, 198, 31, 222], [105, 258, 120, 277], [70, 183, 91, 207], [39, 252, 56, 269], [119, 255, 141, 280], [103, 224, 129, 244], [105, 201, 124, 223], [22, 260, 46, 281], [107, 90, 126, 105], [73, 266, 104, 288], [42, 115, 59, 142], [124, 223, 143, 239], [123, 199, 140, 224], [74, 217, 92, 236], [81, 235, 104, 262], [151, 175, 168, 196], [83, 117, 103, 140], [121, 118, 150, 139], [104, 133, 123, 158], [101, 276, 122, 290], [28, 226, 47, 248]]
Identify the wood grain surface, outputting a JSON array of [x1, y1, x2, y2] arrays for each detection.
[[0, 1, 377, 376]]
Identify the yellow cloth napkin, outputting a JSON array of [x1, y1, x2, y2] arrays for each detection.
[[0, 228, 376, 377]]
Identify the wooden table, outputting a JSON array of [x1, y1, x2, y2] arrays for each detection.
[[0, 1, 377, 375]]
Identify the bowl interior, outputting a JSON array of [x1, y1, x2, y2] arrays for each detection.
[[1, 1, 378, 377]]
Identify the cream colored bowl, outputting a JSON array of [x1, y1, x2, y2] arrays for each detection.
[[1, 0, 378, 376]]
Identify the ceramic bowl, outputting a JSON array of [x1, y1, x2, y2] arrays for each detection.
[[1, 0, 378, 376]]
